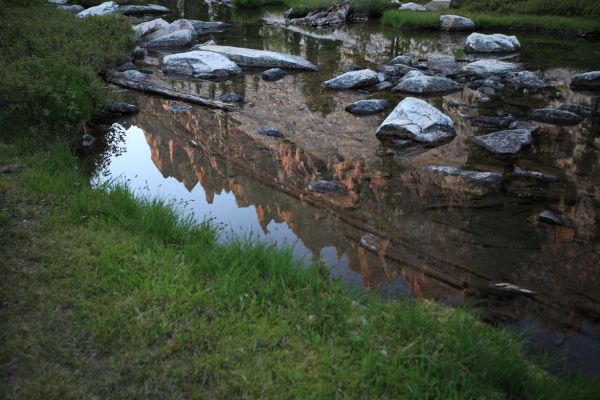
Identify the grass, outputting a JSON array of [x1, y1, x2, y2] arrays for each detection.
[[2, 139, 600, 398], [381, 10, 600, 34]]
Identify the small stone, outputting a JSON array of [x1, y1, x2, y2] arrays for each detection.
[[218, 92, 244, 103], [345, 99, 389, 115], [262, 68, 286, 81], [257, 126, 284, 138]]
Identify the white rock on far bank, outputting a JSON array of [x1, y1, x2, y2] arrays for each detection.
[[439, 15, 475, 31], [77, 1, 119, 18]]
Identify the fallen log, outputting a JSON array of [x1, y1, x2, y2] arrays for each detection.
[[104, 70, 235, 111]]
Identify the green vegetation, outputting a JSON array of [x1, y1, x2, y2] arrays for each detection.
[[458, 0, 600, 19], [2, 138, 600, 398], [0, 1, 133, 137], [381, 10, 600, 33]]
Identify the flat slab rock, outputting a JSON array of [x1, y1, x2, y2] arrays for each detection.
[[345, 99, 389, 115], [323, 69, 379, 90], [161, 50, 242, 79], [530, 108, 582, 126], [393, 74, 463, 96], [465, 33, 521, 54], [463, 59, 523, 77], [194, 44, 317, 71], [426, 166, 503, 188], [471, 129, 532, 157], [376, 97, 456, 147], [570, 71, 600, 90]]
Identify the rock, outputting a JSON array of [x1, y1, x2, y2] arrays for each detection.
[[471, 115, 515, 129], [258, 126, 284, 138], [132, 46, 148, 59], [323, 69, 379, 90], [190, 21, 232, 33], [117, 62, 137, 72], [538, 210, 568, 226], [393, 75, 463, 96], [399, 2, 427, 11], [375, 81, 394, 91], [508, 120, 540, 133], [530, 108, 582, 126], [376, 97, 456, 147], [308, 180, 343, 194], [122, 70, 148, 81], [141, 19, 197, 48], [345, 99, 389, 115], [427, 55, 459, 75], [109, 102, 139, 115], [288, 2, 350, 26], [439, 15, 475, 31], [193, 44, 317, 71], [464, 33, 521, 54], [506, 71, 547, 89], [388, 55, 414, 66], [262, 68, 286, 81], [161, 50, 242, 79], [478, 86, 496, 96], [133, 18, 170, 39], [570, 71, 600, 91], [118, 4, 170, 16], [57, 4, 84, 13], [77, 1, 119, 18], [425, 0, 451, 10], [378, 64, 415, 80], [218, 92, 244, 103], [558, 103, 599, 118], [168, 102, 192, 112], [48, 0, 67, 4], [471, 129, 532, 157], [426, 166, 502, 188], [463, 59, 523, 77], [77, 134, 96, 150], [360, 233, 387, 253], [513, 165, 558, 183]]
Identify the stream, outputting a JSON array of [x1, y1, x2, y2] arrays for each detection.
[[85, 0, 600, 375]]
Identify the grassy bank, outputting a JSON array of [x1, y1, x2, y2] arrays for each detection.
[[2, 139, 600, 398]]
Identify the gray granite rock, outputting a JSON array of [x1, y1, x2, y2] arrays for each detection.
[[530, 108, 582, 126], [262, 68, 286, 81], [258, 126, 284, 138], [439, 14, 474, 31], [393, 74, 463, 96], [570, 71, 600, 90], [323, 69, 379, 90], [471, 129, 532, 157], [558, 103, 599, 118], [161, 50, 242, 79], [399, 2, 426, 11], [465, 32, 521, 53], [463, 59, 523, 77], [345, 99, 389, 115]]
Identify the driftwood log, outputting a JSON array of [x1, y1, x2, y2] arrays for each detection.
[[105, 70, 235, 111]]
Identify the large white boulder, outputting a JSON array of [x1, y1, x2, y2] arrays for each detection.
[[399, 2, 427, 11], [161, 50, 242, 79], [141, 19, 197, 48], [77, 1, 119, 18], [465, 33, 521, 53]]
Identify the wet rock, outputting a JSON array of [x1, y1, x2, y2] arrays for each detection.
[[262, 68, 286, 81], [57, 4, 84, 13], [168, 102, 192, 112], [345, 99, 389, 115], [257, 126, 284, 138], [439, 14, 474, 31], [388, 54, 414, 66], [463, 59, 523, 77], [513, 165, 558, 183], [118, 4, 170, 16], [142, 19, 197, 48], [132, 46, 148, 59], [399, 2, 427, 11], [506, 71, 547, 89], [109, 102, 139, 115], [218, 92, 244, 103], [194, 44, 317, 71], [426, 166, 502, 188], [570, 71, 600, 91], [508, 120, 540, 134], [558, 103, 599, 119], [538, 210, 568, 226], [288, 2, 350, 26], [471, 129, 532, 157], [308, 180, 343, 194], [530, 108, 582, 126], [77, 1, 119, 18], [133, 18, 170, 39], [393, 75, 463, 96], [376, 97, 456, 147], [375, 81, 394, 91], [427, 55, 459, 75], [161, 50, 242, 79], [471, 115, 515, 129], [464, 33, 521, 54], [323, 69, 379, 90]]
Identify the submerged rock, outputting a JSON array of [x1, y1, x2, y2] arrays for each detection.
[[513, 165, 558, 183], [538, 210, 568, 226], [393, 74, 463, 96], [399, 2, 426, 11], [558, 103, 599, 118], [77, 1, 119, 18], [426, 166, 502, 188], [218, 92, 244, 103], [345, 99, 389, 115], [471, 129, 532, 157], [323, 69, 379, 90], [262, 68, 286, 81], [308, 180, 343, 194], [161, 50, 242, 79], [376, 97, 456, 147], [530, 108, 582, 126], [464, 32, 521, 53], [570, 71, 600, 91], [257, 126, 284, 138], [118, 4, 170, 15], [463, 59, 523, 76], [440, 14, 474, 31], [194, 44, 317, 71]]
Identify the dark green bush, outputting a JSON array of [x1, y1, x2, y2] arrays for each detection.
[[459, 0, 600, 18], [0, 3, 134, 136]]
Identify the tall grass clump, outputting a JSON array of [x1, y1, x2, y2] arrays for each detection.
[[0, 2, 133, 138]]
